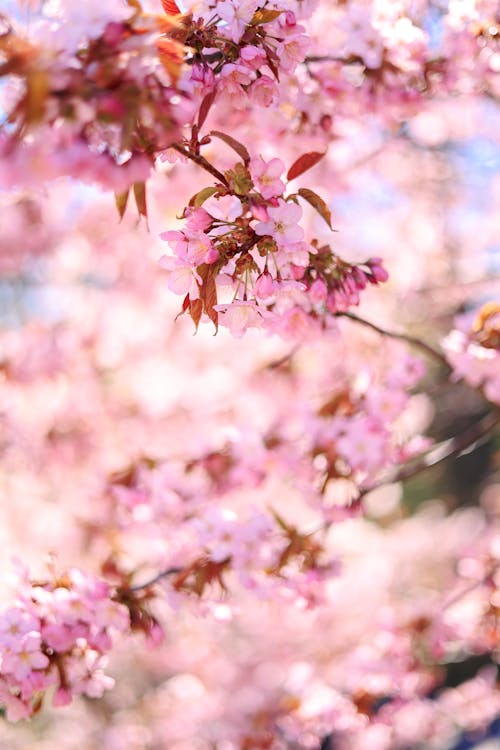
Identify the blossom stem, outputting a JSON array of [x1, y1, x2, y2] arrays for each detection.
[[171, 143, 229, 187]]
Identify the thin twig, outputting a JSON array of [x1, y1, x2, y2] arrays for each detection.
[[441, 561, 500, 613], [361, 408, 500, 496], [130, 566, 182, 592], [338, 311, 451, 370], [171, 142, 229, 187]]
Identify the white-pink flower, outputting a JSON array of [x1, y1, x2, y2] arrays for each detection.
[[159, 256, 201, 298], [248, 76, 279, 108], [0, 608, 40, 648], [250, 157, 285, 199], [254, 198, 304, 247], [2, 632, 49, 681], [214, 301, 263, 337], [216, 0, 258, 42]]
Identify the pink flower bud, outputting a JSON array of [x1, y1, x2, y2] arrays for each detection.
[[251, 204, 269, 221], [204, 245, 219, 264], [290, 264, 305, 280], [254, 272, 276, 299], [53, 687, 72, 708], [309, 278, 328, 304], [367, 257, 389, 283], [103, 22, 126, 46], [185, 207, 213, 232], [352, 267, 368, 289]]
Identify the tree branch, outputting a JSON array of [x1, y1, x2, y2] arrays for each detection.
[[130, 566, 182, 592], [171, 142, 229, 187], [338, 311, 451, 370], [362, 408, 500, 495]]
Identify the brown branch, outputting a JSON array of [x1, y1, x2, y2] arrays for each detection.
[[338, 311, 451, 370], [441, 561, 500, 613], [130, 566, 183, 592], [362, 408, 500, 496], [171, 142, 229, 187]]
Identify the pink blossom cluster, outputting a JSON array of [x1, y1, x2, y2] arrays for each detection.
[[159, 155, 388, 337], [443, 306, 500, 405], [0, 565, 130, 722], [0, 0, 312, 192], [183, 8, 308, 111], [289, 0, 499, 141]]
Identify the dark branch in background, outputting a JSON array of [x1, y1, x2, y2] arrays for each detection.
[[338, 311, 451, 370], [134, 412, 499, 588], [130, 566, 182, 592], [171, 142, 229, 187], [362, 408, 500, 496]]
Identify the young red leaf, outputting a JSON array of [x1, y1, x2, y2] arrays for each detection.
[[203, 269, 219, 334], [161, 0, 181, 14], [197, 264, 219, 333], [198, 89, 217, 130], [210, 131, 250, 165], [264, 47, 280, 82], [133, 182, 148, 219], [189, 298, 203, 330], [287, 151, 326, 181], [297, 188, 333, 229], [156, 38, 184, 84], [115, 189, 130, 221]]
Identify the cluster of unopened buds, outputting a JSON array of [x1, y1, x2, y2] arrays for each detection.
[[0, 564, 157, 721], [160, 153, 388, 336]]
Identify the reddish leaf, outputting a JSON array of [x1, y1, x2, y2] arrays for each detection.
[[25, 69, 48, 124], [189, 298, 203, 330], [197, 264, 219, 333], [287, 151, 326, 181], [133, 181, 148, 219], [174, 294, 190, 322], [156, 37, 184, 84], [297, 187, 332, 229], [161, 0, 181, 14], [210, 131, 250, 165], [264, 48, 280, 82], [204, 269, 219, 333], [114, 188, 130, 221], [198, 89, 217, 130]]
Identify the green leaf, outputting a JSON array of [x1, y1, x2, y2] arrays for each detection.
[[189, 186, 218, 208], [225, 163, 253, 196], [210, 131, 250, 165], [297, 187, 332, 229], [115, 189, 130, 221], [287, 151, 326, 181]]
